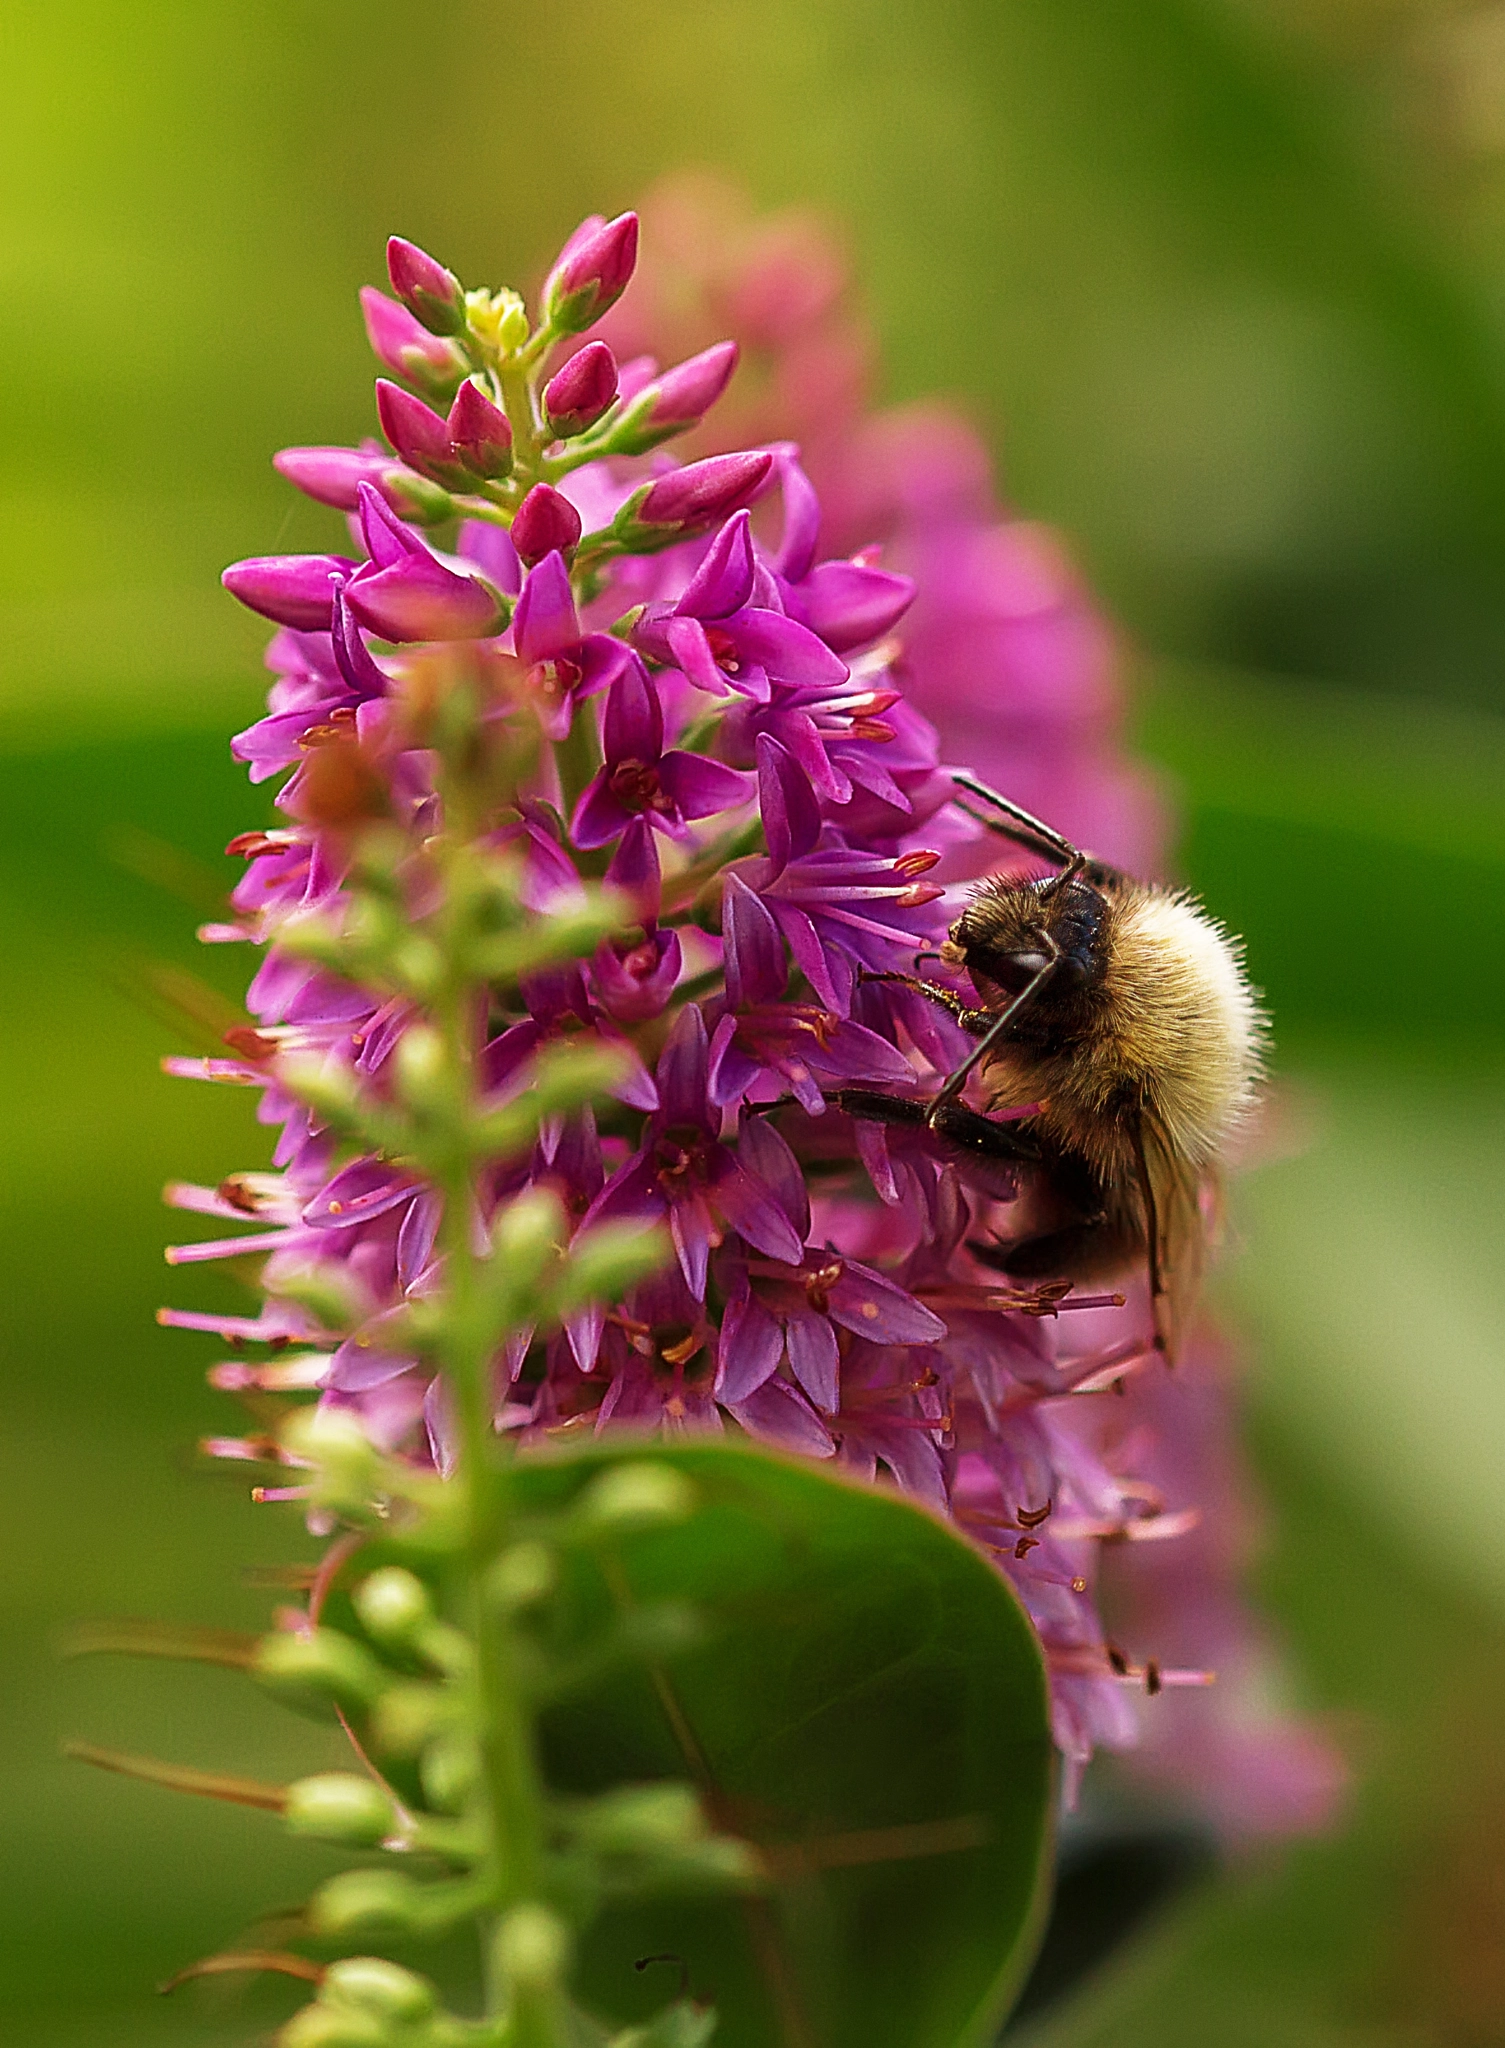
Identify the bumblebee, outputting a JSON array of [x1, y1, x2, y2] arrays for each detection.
[[832, 775, 1266, 1358]]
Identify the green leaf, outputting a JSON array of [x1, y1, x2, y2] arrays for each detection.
[[510, 1437, 1055, 2048]]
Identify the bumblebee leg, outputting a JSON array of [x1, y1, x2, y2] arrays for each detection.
[[859, 970, 994, 1035], [927, 951, 1060, 1121], [1129, 1116, 1169, 1355]]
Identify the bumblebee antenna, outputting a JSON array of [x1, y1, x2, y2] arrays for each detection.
[[949, 772, 1083, 873]]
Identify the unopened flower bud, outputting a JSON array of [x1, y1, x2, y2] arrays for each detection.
[[221, 554, 354, 632], [494, 1903, 571, 1991], [354, 1566, 432, 1648], [311, 1868, 428, 1940], [617, 452, 774, 549], [542, 211, 638, 334], [274, 445, 453, 527], [375, 379, 472, 492], [282, 1405, 385, 1515], [544, 340, 618, 438], [464, 286, 530, 355], [575, 1460, 696, 1536], [322, 1957, 438, 2024], [420, 1733, 479, 1813], [487, 1539, 557, 1613], [274, 445, 397, 513], [284, 1771, 396, 1846], [279, 2004, 385, 2048], [393, 1022, 450, 1114], [611, 341, 739, 455], [511, 483, 582, 568], [573, 1781, 705, 1855], [446, 377, 513, 479], [555, 1223, 671, 1312], [490, 1186, 565, 1286], [253, 1626, 389, 1716], [372, 1681, 447, 1756], [360, 287, 467, 401], [386, 235, 465, 336]]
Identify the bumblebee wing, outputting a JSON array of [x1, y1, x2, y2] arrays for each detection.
[[1133, 1114, 1209, 1363]]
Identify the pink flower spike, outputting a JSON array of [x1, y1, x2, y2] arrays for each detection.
[[511, 484, 583, 568], [447, 378, 513, 480], [543, 211, 639, 334], [545, 340, 619, 438], [386, 234, 465, 336]]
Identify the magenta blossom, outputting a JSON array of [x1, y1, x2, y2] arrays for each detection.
[[571, 660, 750, 847], [582, 1006, 804, 1297], [509, 550, 635, 741]]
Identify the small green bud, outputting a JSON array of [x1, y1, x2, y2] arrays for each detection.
[[273, 914, 347, 971], [271, 1052, 366, 1124], [310, 1867, 428, 1940], [284, 1772, 396, 1846], [279, 2002, 385, 2048], [371, 1680, 448, 1756], [253, 1627, 389, 1716], [494, 1902, 571, 1991], [489, 1187, 565, 1288], [576, 1461, 697, 1537], [465, 286, 529, 355], [355, 1566, 433, 1648], [486, 1539, 557, 1613], [262, 1260, 366, 1333], [573, 1782, 705, 1855], [420, 1732, 479, 1813], [322, 1956, 438, 2023], [394, 1024, 450, 1114], [281, 1407, 385, 1517], [390, 933, 444, 998], [554, 1223, 670, 1315]]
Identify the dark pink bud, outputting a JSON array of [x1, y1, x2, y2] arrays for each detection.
[[274, 444, 393, 511], [653, 340, 738, 424], [360, 288, 467, 400], [510, 484, 583, 569], [542, 212, 638, 334], [631, 452, 775, 539], [544, 341, 618, 438], [221, 554, 355, 631], [375, 379, 472, 491], [274, 445, 454, 527], [386, 235, 465, 336], [612, 341, 739, 454], [446, 378, 513, 479]]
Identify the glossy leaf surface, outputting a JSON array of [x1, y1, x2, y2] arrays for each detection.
[[513, 1436, 1056, 2048]]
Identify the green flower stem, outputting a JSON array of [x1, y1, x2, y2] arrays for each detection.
[[499, 356, 545, 491], [555, 702, 603, 820], [430, 830, 557, 2041]]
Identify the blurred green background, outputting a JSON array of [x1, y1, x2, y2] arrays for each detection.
[[4, 2, 1505, 2041]]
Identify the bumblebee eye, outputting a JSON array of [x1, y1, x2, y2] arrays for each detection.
[[1008, 950, 1051, 976]]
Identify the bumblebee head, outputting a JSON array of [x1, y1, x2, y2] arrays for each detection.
[[949, 876, 1111, 1000]]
